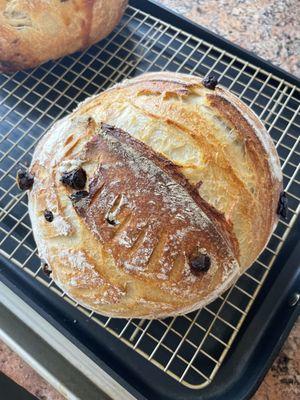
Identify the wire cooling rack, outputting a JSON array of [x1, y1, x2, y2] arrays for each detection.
[[0, 4, 299, 390]]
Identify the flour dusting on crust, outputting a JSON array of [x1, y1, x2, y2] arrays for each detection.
[[27, 72, 282, 318]]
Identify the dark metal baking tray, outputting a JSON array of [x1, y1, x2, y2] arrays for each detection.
[[0, 1, 299, 399]]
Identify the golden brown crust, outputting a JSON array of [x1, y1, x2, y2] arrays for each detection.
[[75, 123, 239, 266], [100, 123, 240, 259], [76, 71, 282, 270], [207, 93, 281, 260], [28, 72, 282, 318], [76, 123, 238, 272], [0, 0, 127, 72], [29, 115, 239, 318]]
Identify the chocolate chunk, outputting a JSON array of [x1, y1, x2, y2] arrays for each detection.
[[16, 169, 34, 191], [41, 259, 51, 276], [202, 74, 219, 90], [190, 253, 211, 275], [44, 210, 54, 222], [277, 191, 288, 219], [61, 167, 87, 190], [69, 190, 89, 203]]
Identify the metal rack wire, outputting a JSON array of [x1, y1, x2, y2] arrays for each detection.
[[0, 5, 299, 389]]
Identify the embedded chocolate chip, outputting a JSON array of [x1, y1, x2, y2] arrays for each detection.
[[41, 259, 51, 276], [190, 253, 211, 275], [202, 74, 218, 90], [16, 169, 34, 191], [277, 191, 288, 219], [69, 190, 89, 203], [61, 167, 87, 190], [44, 210, 54, 222]]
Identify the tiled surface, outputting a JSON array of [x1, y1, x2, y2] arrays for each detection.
[[0, 1, 299, 399]]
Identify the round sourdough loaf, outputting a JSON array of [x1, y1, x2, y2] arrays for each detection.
[[0, 0, 127, 72], [27, 72, 283, 318]]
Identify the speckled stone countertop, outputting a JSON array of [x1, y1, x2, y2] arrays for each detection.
[[158, 0, 300, 77], [0, 1, 299, 400]]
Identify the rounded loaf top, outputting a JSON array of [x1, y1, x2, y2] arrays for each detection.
[[0, 0, 128, 72], [28, 72, 283, 318]]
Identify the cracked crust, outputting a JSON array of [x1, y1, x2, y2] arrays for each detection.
[[0, 0, 127, 72]]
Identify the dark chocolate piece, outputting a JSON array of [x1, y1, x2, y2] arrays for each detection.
[[41, 259, 51, 276], [190, 253, 211, 275], [44, 210, 54, 222], [16, 169, 34, 191], [277, 191, 288, 219], [61, 167, 87, 190], [202, 74, 218, 90]]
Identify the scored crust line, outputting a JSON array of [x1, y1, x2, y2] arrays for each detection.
[[100, 122, 240, 261]]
